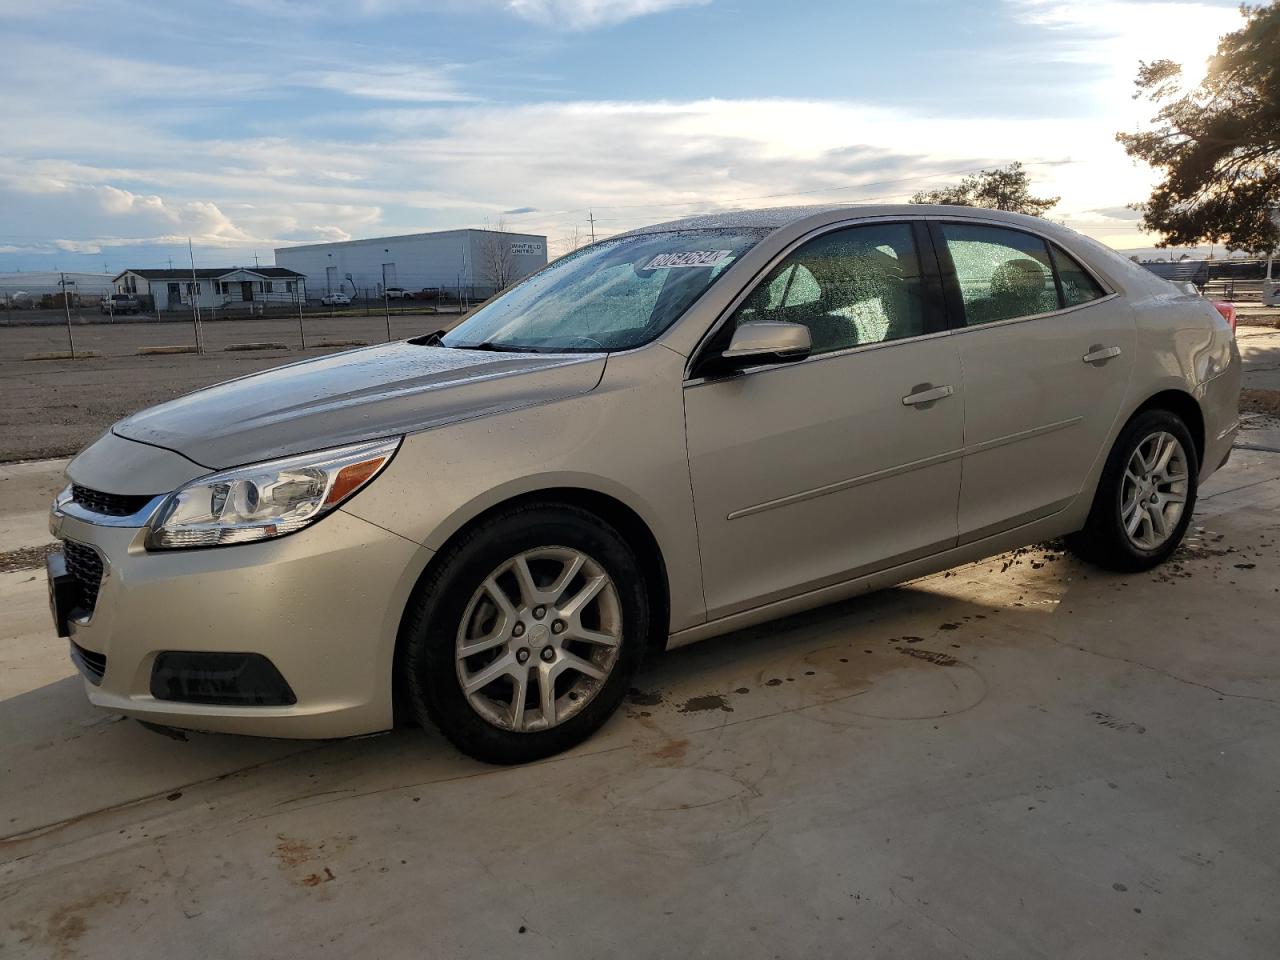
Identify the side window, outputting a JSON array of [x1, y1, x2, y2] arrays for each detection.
[[1050, 243, 1106, 307], [939, 223, 1060, 325], [731, 223, 927, 355]]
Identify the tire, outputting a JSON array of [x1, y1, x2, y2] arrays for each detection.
[[1066, 408, 1199, 572], [401, 503, 649, 764]]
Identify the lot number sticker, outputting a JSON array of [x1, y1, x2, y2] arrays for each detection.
[[645, 250, 732, 270]]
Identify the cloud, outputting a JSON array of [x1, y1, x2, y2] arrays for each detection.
[[1090, 205, 1142, 220], [1004, 0, 1243, 88], [505, 0, 709, 29], [295, 65, 473, 102], [222, 0, 708, 28], [0, 95, 1163, 262]]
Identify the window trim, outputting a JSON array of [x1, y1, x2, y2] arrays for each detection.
[[686, 217, 950, 382], [926, 218, 1117, 333]]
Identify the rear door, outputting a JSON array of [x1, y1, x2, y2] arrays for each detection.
[[929, 220, 1135, 542], [684, 220, 964, 620]]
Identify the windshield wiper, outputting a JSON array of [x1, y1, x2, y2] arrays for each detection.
[[408, 329, 446, 346], [453, 340, 537, 353], [409, 331, 541, 352]]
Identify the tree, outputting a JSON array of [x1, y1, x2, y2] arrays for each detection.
[[1117, 2, 1280, 254], [910, 162, 1059, 215], [479, 217, 515, 292]]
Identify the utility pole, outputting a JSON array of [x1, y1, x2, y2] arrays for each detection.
[[60, 271, 76, 359], [253, 251, 260, 269], [588, 210, 596, 243], [297, 287, 307, 350], [188, 238, 204, 354], [384, 290, 392, 342]]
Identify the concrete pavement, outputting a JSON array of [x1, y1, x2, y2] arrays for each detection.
[[1239, 326, 1280, 391], [3, 336, 1280, 959], [0, 459, 68, 553], [2, 426, 1280, 958]]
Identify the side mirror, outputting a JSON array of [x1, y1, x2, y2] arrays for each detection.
[[720, 321, 811, 368]]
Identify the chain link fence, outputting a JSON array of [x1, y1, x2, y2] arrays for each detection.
[[1140, 257, 1275, 302], [0, 285, 475, 326]]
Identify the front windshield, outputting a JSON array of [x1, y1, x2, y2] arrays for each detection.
[[442, 228, 767, 352]]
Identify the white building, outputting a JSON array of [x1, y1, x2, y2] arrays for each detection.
[[113, 267, 306, 311], [274, 228, 548, 300]]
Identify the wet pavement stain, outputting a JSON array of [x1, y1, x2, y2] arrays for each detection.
[[649, 738, 689, 762], [678, 694, 734, 714], [625, 688, 663, 707], [1090, 711, 1146, 734], [896, 647, 958, 667]]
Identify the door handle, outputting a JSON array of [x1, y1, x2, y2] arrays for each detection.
[[902, 384, 954, 407], [1082, 345, 1122, 365]]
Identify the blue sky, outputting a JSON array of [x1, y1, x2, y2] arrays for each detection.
[[0, 0, 1248, 273]]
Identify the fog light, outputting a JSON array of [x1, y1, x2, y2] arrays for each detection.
[[150, 652, 296, 706]]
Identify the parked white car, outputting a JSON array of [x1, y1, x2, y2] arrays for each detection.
[[321, 292, 352, 306], [384, 287, 411, 300]]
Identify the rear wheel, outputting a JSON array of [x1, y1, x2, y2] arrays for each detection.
[[401, 503, 648, 764], [1066, 408, 1198, 572]]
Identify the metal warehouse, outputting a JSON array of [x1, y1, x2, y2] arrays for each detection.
[[274, 228, 548, 301]]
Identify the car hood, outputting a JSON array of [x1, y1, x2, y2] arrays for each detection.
[[112, 342, 607, 469]]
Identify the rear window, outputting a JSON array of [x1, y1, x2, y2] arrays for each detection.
[[1050, 243, 1107, 307], [939, 223, 1060, 325]]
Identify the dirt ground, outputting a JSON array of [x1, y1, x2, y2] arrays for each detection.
[[0, 315, 449, 461], [1243, 388, 1280, 418]]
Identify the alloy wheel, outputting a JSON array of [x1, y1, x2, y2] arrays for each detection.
[[1120, 430, 1189, 551], [455, 547, 622, 732]]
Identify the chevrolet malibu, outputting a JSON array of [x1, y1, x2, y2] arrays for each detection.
[[48, 205, 1241, 764]]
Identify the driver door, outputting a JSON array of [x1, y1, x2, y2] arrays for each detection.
[[683, 221, 964, 621]]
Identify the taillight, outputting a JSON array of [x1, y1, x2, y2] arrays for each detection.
[[1211, 300, 1237, 334]]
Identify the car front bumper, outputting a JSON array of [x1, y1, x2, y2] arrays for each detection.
[[49, 501, 432, 739]]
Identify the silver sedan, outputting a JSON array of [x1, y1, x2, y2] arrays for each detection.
[[48, 205, 1240, 763]]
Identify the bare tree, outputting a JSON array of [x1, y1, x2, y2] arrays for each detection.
[[479, 217, 516, 293], [560, 225, 584, 257]]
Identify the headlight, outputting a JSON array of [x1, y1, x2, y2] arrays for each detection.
[[147, 438, 401, 550]]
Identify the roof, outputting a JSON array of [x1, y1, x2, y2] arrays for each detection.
[[275, 227, 547, 255], [619, 203, 1055, 236], [113, 267, 305, 281]]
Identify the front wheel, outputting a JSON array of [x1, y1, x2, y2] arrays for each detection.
[[1066, 408, 1198, 572], [401, 503, 649, 764]]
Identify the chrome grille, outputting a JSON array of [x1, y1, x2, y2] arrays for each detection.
[[71, 484, 153, 518], [62, 541, 104, 614]]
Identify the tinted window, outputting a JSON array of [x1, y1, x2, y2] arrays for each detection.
[[940, 224, 1059, 325], [730, 222, 928, 355], [1051, 243, 1106, 307]]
